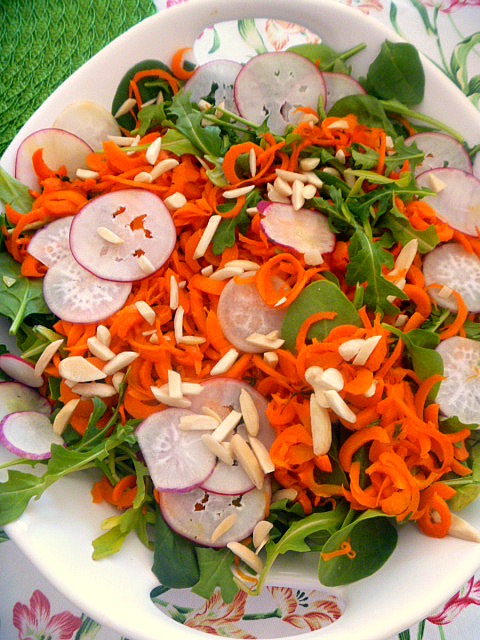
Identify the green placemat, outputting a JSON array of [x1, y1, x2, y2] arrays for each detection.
[[0, 0, 157, 157]]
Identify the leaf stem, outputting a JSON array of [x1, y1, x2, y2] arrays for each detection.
[[380, 100, 464, 143]]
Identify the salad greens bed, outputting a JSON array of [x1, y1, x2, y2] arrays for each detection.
[[0, 37, 480, 606]]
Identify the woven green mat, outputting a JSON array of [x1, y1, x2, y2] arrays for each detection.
[[0, 0, 157, 157]]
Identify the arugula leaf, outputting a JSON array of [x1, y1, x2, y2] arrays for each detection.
[[168, 93, 224, 157], [192, 547, 238, 603], [387, 326, 443, 382], [0, 166, 34, 213], [380, 207, 439, 255], [211, 190, 260, 254]]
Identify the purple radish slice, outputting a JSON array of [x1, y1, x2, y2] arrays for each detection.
[[136, 408, 217, 492], [405, 132, 473, 177], [158, 478, 271, 547], [217, 274, 286, 354], [234, 52, 326, 135], [435, 337, 480, 424], [323, 72, 366, 113], [0, 411, 64, 460], [53, 101, 121, 151], [184, 59, 242, 113], [416, 168, 480, 236], [69, 189, 176, 282], [43, 254, 132, 324], [422, 243, 480, 313], [200, 460, 255, 496], [0, 355, 43, 388], [27, 216, 74, 268], [15, 128, 93, 192], [0, 381, 51, 421], [260, 202, 335, 264]]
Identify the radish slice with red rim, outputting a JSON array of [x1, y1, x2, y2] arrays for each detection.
[[260, 202, 335, 264], [0, 381, 51, 421], [416, 168, 480, 236], [405, 132, 473, 177], [323, 72, 366, 113], [217, 274, 286, 354], [69, 189, 176, 282], [27, 216, 73, 268], [435, 337, 480, 425], [15, 128, 93, 192], [0, 355, 43, 388], [422, 243, 480, 313], [183, 59, 242, 112], [158, 478, 271, 547], [53, 101, 121, 151], [43, 254, 132, 323], [136, 408, 217, 492], [234, 52, 326, 135], [0, 411, 64, 460], [200, 460, 255, 495]]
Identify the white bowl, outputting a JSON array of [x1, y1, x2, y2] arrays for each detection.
[[2, 1, 480, 639]]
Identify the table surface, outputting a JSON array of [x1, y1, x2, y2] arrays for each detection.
[[1, 1, 480, 639]]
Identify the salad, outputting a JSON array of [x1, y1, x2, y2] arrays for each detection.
[[1, 36, 480, 606]]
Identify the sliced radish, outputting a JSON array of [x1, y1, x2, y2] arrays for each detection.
[[0, 381, 51, 421], [260, 202, 335, 264], [69, 189, 176, 282], [15, 128, 93, 192], [136, 408, 217, 492], [435, 337, 480, 424], [405, 132, 473, 177], [323, 72, 366, 113], [422, 243, 480, 313], [416, 168, 480, 236], [0, 355, 43, 388], [183, 60, 242, 113], [43, 254, 132, 323], [158, 479, 271, 547], [53, 101, 121, 151], [200, 460, 255, 496], [234, 52, 326, 135], [0, 411, 64, 460], [27, 216, 74, 268], [217, 274, 286, 354]]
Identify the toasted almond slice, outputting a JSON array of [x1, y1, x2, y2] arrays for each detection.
[[352, 335, 382, 366], [150, 385, 192, 408], [210, 348, 239, 376], [168, 369, 183, 399], [211, 513, 238, 543], [135, 300, 156, 325], [249, 436, 275, 474], [227, 541, 264, 574], [179, 414, 219, 431], [230, 433, 264, 489], [223, 185, 255, 199], [164, 192, 187, 211], [34, 338, 64, 377], [52, 398, 80, 435], [102, 351, 139, 376], [87, 336, 116, 361], [114, 97, 137, 118], [324, 389, 356, 423], [239, 388, 260, 437], [71, 382, 118, 398], [212, 409, 243, 442], [193, 214, 222, 259], [174, 306, 184, 342], [338, 338, 365, 362], [300, 157, 320, 171], [96, 226, 124, 245], [310, 395, 332, 455], [447, 513, 480, 542], [146, 137, 162, 165], [96, 325, 112, 346], [253, 520, 274, 551], [59, 356, 106, 382], [137, 253, 156, 275], [150, 158, 179, 180], [201, 433, 234, 465]]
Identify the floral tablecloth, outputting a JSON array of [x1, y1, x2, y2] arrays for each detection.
[[1, 0, 480, 639]]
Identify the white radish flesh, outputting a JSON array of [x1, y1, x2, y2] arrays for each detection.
[[15, 128, 93, 191], [184, 59, 242, 113], [27, 216, 73, 268], [0, 355, 43, 388], [405, 132, 472, 177], [200, 460, 255, 495], [435, 336, 480, 424], [234, 52, 326, 135], [323, 72, 366, 113], [43, 254, 132, 323], [422, 243, 480, 313], [217, 275, 286, 354], [53, 100, 121, 151], [0, 381, 51, 421], [158, 479, 271, 547], [416, 168, 480, 236], [0, 411, 63, 460], [136, 408, 217, 492], [69, 189, 176, 282]]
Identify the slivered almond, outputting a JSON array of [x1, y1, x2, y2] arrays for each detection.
[[76, 168, 99, 180], [96, 325, 111, 346], [224, 259, 260, 271], [201, 433, 234, 465], [394, 239, 418, 273], [150, 385, 191, 408], [179, 414, 219, 431], [102, 351, 139, 376], [178, 335, 207, 345], [291, 179, 305, 211], [71, 382, 117, 398], [310, 395, 332, 455], [263, 351, 279, 368], [111, 371, 125, 392], [249, 437, 275, 474], [52, 398, 80, 435], [327, 119, 349, 129], [304, 249, 323, 266], [352, 335, 382, 366], [324, 389, 356, 423], [137, 253, 156, 275], [300, 157, 320, 171], [227, 541, 264, 574], [87, 336, 116, 361], [212, 409, 242, 442], [335, 149, 346, 164], [174, 306, 184, 342], [272, 487, 298, 502], [239, 388, 260, 437], [253, 520, 273, 551], [428, 173, 447, 193], [34, 338, 64, 377], [114, 97, 137, 118], [150, 158, 179, 180], [275, 168, 307, 183], [107, 135, 135, 146], [316, 367, 344, 392], [193, 214, 222, 259], [230, 433, 264, 489], [245, 332, 285, 351], [96, 226, 124, 244], [169, 275, 179, 310], [395, 314, 408, 328], [267, 186, 290, 204], [146, 137, 162, 165], [322, 167, 340, 177], [438, 285, 453, 299], [364, 381, 377, 398], [447, 513, 480, 542], [134, 171, 153, 184], [179, 382, 203, 396], [210, 348, 239, 376], [201, 265, 214, 276], [59, 356, 106, 382], [168, 369, 183, 399], [202, 406, 223, 422], [302, 183, 317, 200], [273, 176, 293, 197], [274, 296, 287, 307], [211, 513, 238, 543], [249, 148, 257, 177], [302, 170, 323, 188], [209, 266, 244, 281], [338, 338, 365, 362], [135, 300, 156, 325], [149, 333, 159, 344], [223, 185, 255, 198], [164, 192, 187, 211]]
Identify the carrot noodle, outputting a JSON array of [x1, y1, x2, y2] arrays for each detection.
[[320, 538, 356, 562]]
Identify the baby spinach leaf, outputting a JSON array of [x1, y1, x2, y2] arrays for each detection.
[[0, 166, 34, 213], [212, 190, 260, 254], [192, 547, 237, 603], [318, 511, 397, 586], [328, 94, 395, 136], [387, 326, 443, 382], [288, 43, 366, 73]]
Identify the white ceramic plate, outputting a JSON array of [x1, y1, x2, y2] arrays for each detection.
[[2, 1, 480, 639]]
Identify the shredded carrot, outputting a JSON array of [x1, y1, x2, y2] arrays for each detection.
[[320, 538, 356, 562], [170, 47, 195, 80]]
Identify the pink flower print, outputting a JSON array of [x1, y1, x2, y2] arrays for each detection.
[[12, 590, 82, 640], [184, 588, 253, 638], [427, 576, 480, 625], [344, 0, 384, 14], [422, 0, 480, 12], [166, 0, 188, 7], [268, 586, 343, 631], [265, 20, 320, 51]]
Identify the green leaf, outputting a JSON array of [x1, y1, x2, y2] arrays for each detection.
[[192, 547, 238, 603], [281, 280, 362, 352], [0, 166, 34, 213], [0, 470, 43, 526], [168, 93, 224, 157], [318, 511, 397, 586], [387, 327, 443, 382], [381, 208, 439, 255], [288, 43, 366, 73], [328, 94, 395, 136], [92, 524, 130, 560]]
